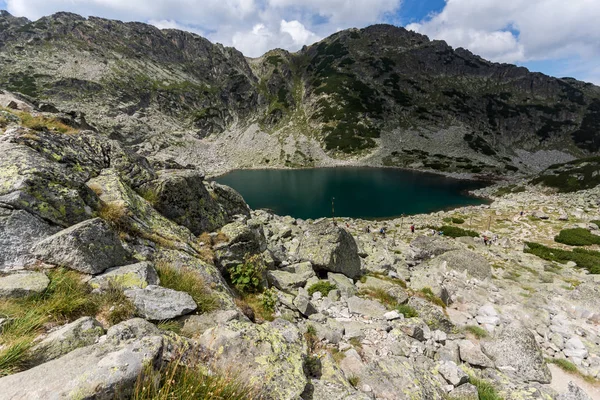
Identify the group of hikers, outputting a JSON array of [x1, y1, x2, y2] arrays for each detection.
[[364, 224, 417, 236], [361, 222, 497, 246]]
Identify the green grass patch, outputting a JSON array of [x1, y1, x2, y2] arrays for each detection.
[[468, 375, 502, 400], [156, 262, 219, 313], [307, 281, 336, 297], [555, 228, 600, 246], [133, 357, 260, 400], [591, 220, 600, 227], [417, 287, 446, 308], [396, 304, 418, 318], [360, 287, 398, 310], [525, 242, 600, 274], [464, 325, 488, 339], [431, 225, 479, 238]]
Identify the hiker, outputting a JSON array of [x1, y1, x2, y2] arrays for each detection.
[[520, 210, 524, 217], [380, 227, 386, 237], [366, 226, 371, 233], [483, 235, 488, 246], [410, 224, 415, 234], [432, 229, 437, 236]]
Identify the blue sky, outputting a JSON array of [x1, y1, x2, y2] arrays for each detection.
[[1, 0, 599, 84]]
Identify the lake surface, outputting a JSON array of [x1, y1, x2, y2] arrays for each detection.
[[215, 167, 488, 220]]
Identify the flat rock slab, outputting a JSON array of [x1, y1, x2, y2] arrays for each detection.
[[124, 285, 197, 320], [459, 340, 494, 368], [347, 296, 386, 319], [32, 217, 130, 275], [89, 262, 159, 290], [481, 323, 551, 383], [436, 249, 492, 280], [0, 271, 49, 298], [267, 261, 315, 293], [0, 335, 163, 400]]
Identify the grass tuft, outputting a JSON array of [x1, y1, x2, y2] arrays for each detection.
[[468, 374, 502, 400], [464, 325, 488, 339], [307, 281, 336, 297], [396, 304, 418, 318], [155, 261, 219, 314]]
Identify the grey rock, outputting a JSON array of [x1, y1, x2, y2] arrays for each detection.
[[481, 322, 551, 383], [267, 261, 315, 293], [459, 340, 494, 368], [296, 221, 361, 279], [0, 208, 59, 270], [438, 361, 469, 387], [435, 249, 492, 280], [124, 285, 197, 320], [32, 218, 130, 274], [448, 383, 479, 400], [180, 310, 241, 337], [89, 262, 159, 290], [294, 288, 318, 317], [311, 319, 345, 344], [327, 273, 358, 298], [0, 271, 49, 298], [29, 317, 104, 365], [198, 319, 307, 400], [0, 329, 163, 400], [214, 220, 267, 271], [384, 310, 403, 321], [409, 236, 460, 262], [346, 296, 386, 319], [106, 318, 161, 341]]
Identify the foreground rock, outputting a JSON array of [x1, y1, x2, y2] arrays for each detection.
[[481, 322, 552, 383], [0, 271, 49, 298], [124, 285, 197, 320], [296, 221, 361, 279], [29, 317, 104, 365], [198, 319, 307, 400], [434, 249, 492, 280], [32, 218, 130, 274], [89, 262, 159, 290], [0, 321, 163, 400]]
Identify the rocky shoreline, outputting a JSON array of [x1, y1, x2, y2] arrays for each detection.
[[1, 95, 599, 399]]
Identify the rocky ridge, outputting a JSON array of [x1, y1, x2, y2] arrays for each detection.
[[0, 93, 599, 399], [0, 11, 599, 179]]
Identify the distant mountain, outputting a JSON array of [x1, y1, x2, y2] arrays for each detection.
[[1, 11, 599, 176]]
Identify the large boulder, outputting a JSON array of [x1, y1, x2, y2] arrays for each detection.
[[124, 285, 197, 320], [0, 271, 49, 298], [29, 317, 105, 365], [296, 221, 361, 279], [0, 323, 163, 399], [434, 249, 492, 280], [267, 262, 316, 293], [206, 181, 251, 221], [481, 322, 552, 383], [214, 219, 267, 271], [32, 218, 130, 275], [557, 382, 594, 400], [89, 262, 159, 290], [139, 169, 248, 235], [0, 208, 59, 270], [197, 319, 308, 400], [408, 236, 460, 262]]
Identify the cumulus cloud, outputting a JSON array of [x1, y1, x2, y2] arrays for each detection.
[[4, 0, 400, 56], [407, 0, 600, 64]]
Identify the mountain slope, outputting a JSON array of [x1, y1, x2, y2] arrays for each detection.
[[0, 11, 599, 176]]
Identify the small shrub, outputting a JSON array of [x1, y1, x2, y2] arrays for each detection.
[[229, 254, 265, 294], [525, 242, 600, 274], [555, 228, 600, 246], [347, 375, 360, 388], [396, 304, 418, 318], [451, 217, 465, 224], [261, 288, 277, 313], [464, 325, 488, 339], [305, 324, 319, 353], [155, 262, 218, 313], [308, 281, 336, 297], [304, 354, 321, 377], [433, 225, 479, 238], [98, 201, 129, 231]]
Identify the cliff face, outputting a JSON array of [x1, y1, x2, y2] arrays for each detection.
[[0, 11, 599, 176]]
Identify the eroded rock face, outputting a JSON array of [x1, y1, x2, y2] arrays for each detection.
[[139, 170, 247, 235], [0, 271, 49, 298], [435, 249, 492, 280], [0, 208, 59, 270], [0, 322, 163, 400], [197, 319, 308, 400], [214, 219, 267, 271], [296, 221, 361, 279], [124, 285, 197, 320], [409, 236, 460, 262], [481, 322, 552, 383], [32, 217, 130, 275]]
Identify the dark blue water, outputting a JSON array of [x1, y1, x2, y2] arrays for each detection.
[[215, 167, 488, 220]]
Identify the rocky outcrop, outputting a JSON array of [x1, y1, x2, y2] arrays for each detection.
[[89, 262, 159, 290], [198, 319, 308, 400], [296, 222, 361, 279], [32, 218, 130, 274], [214, 219, 267, 270], [0, 321, 163, 400]]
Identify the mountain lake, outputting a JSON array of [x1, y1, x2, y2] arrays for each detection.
[[215, 167, 489, 220]]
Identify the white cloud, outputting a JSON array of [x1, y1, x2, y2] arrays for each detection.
[[407, 0, 600, 65], [4, 0, 400, 56]]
